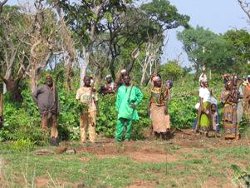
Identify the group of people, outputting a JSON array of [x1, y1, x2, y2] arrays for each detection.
[[32, 69, 250, 146], [194, 70, 250, 140], [32, 70, 173, 146]]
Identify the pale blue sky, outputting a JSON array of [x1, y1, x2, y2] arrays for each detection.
[[7, 0, 250, 67], [164, 0, 249, 66]]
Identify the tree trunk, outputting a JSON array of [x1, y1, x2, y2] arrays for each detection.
[[65, 56, 73, 91], [80, 47, 90, 87], [30, 65, 38, 93], [0, 82, 3, 128], [4, 78, 23, 102]]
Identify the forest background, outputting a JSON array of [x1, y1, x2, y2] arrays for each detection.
[[0, 0, 250, 146]]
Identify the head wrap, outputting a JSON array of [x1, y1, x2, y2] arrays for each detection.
[[152, 76, 161, 82], [45, 74, 52, 80], [105, 74, 112, 80], [121, 69, 126, 74], [166, 80, 173, 88]]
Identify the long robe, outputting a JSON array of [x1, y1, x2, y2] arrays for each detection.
[[116, 85, 143, 120], [149, 87, 170, 133]]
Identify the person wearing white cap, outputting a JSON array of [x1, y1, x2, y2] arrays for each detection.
[[115, 69, 128, 88], [99, 74, 117, 95]]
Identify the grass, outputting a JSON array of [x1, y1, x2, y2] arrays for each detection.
[[0, 140, 250, 188]]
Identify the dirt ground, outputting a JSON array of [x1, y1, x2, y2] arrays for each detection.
[[3, 129, 250, 188], [64, 129, 250, 163]]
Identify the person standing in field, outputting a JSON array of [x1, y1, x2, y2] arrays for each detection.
[[76, 76, 98, 143], [195, 80, 212, 136], [221, 75, 240, 139], [99, 74, 117, 95], [33, 75, 59, 146], [115, 75, 143, 142], [148, 75, 172, 139]]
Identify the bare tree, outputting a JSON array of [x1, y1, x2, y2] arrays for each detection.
[[52, 0, 76, 90], [24, 0, 60, 92], [0, 0, 7, 14], [238, 0, 250, 20], [0, 0, 8, 128]]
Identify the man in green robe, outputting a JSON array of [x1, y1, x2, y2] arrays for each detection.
[[115, 75, 143, 142]]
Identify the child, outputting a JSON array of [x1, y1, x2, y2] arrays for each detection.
[[211, 103, 220, 134]]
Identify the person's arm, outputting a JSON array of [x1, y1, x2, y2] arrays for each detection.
[[133, 87, 143, 107], [76, 88, 81, 101], [32, 86, 42, 104]]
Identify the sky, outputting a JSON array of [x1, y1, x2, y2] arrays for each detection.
[[163, 0, 249, 66], [7, 0, 250, 67]]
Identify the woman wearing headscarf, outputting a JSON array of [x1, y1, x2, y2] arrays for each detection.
[[221, 76, 240, 139], [148, 75, 172, 139], [196, 80, 212, 136]]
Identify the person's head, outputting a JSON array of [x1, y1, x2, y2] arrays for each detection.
[[152, 76, 161, 87], [166, 80, 173, 89], [200, 80, 208, 88], [248, 75, 250, 83], [121, 69, 127, 76], [211, 103, 217, 112], [105, 75, 112, 84], [45, 75, 53, 87], [84, 76, 91, 87], [123, 75, 131, 86]]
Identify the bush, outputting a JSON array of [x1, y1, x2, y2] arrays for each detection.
[[0, 92, 45, 145]]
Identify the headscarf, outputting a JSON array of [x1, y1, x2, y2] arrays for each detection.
[[105, 74, 112, 80], [166, 80, 173, 88], [46, 74, 52, 80]]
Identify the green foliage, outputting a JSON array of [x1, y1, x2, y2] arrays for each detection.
[[140, 0, 190, 30], [0, 91, 46, 145], [168, 77, 198, 128], [223, 29, 250, 75], [160, 60, 184, 81], [177, 26, 236, 74], [96, 95, 117, 137], [9, 138, 35, 151]]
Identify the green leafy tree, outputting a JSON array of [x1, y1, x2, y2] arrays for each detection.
[[223, 29, 250, 75], [177, 26, 235, 75], [160, 60, 184, 81]]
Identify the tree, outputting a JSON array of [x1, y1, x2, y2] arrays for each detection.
[[0, 5, 29, 101], [223, 29, 250, 74], [160, 60, 184, 81], [57, 0, 131, 86], [0, 0, 7, 14], [238, 0, 250, 21], [140, 0, 190, 31], [177, 26, 235, 75]]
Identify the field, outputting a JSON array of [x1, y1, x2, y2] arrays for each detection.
[[0, 129, 250, 188]]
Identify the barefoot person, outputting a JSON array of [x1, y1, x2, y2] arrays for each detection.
[[196, 80, 212, 136], [115, 75, 143, 142], [33, 75, 59, 146], [76, 76, 98, 143], [148, 75, 172, 139], [221, 75, 240, 139]]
